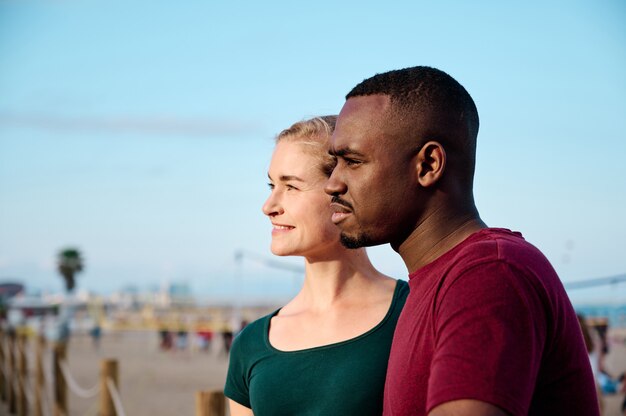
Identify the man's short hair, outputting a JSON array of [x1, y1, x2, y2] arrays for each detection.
[[347, 66, 479, 183], [348, 66, 478, 148]]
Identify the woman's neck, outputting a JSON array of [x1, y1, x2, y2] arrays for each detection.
[[292, 248, 388, 312]]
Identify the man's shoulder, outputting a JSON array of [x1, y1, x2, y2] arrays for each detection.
[[438, 229, 564, 297], [451, 228, 548, 268], [435, 227, 561, 295]]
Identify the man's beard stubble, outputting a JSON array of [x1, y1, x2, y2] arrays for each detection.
[[332, 195, 379, 249], [340, 232, 374, 249]]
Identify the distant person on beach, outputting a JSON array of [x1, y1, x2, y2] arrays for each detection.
[[158, 323, 172, 351], [195, 322, 213, 352], [224, 116, 408, 415], [90, 322, 101, 349], [324, 66, 598, 415], [578, 314, 604, 412], [580, 315, 626, 413], [221, 326, 233, 355], [176, 327, 188, 351]]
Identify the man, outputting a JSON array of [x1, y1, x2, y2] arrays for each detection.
[[324, 66, 598, 415]]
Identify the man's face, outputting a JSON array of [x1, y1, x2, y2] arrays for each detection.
[[325, 95, 418, 249]]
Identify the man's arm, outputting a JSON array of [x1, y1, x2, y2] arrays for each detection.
[[426, 261, 546, 415], [429, 399, 509, 416]]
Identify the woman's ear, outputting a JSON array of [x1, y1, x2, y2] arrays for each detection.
[[415, 141, 446, 187]]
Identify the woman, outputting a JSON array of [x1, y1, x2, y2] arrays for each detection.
[[224, 116, 408, 415]]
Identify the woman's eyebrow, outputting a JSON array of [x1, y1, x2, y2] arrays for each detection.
[[278, 175, 305, 182]]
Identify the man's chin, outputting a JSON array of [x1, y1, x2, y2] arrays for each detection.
[[340, 232, 373, 249]]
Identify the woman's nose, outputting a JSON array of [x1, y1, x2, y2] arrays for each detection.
[[262, 191, 283, 217]]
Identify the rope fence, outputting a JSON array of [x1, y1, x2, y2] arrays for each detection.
[[106, 377, 126, 416], [0, 326, 226, 416], [38, 336, 53, 416], [59, 361, 100, 399], [0, 328, 129, 416], [21, 375, 36, 412]]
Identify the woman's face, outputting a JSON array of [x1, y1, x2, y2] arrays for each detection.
[[262, 140, 340, 258]]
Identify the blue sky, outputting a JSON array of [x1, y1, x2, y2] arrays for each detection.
[[1, 1, 625, 305]]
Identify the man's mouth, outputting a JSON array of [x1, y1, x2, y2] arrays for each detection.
[[330, 198, 353, 224], [331, 211, 351, 224], [330, 196, 353, 211]]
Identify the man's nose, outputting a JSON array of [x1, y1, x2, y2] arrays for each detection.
[[324, 169, 347, 196]]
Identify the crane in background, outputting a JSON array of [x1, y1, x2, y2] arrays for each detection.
[[565, 273, 626, 290], [234, 249, 304, 275]]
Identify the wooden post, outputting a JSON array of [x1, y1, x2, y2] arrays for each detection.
[[0, 328, 5, 402], [8, 330, 16, 414], [53, 342, 68, 416], [34, 335, 46, 416], [195, 390, 225, 416], [17, 333, 28, 416], [99, 359, 118, 416]]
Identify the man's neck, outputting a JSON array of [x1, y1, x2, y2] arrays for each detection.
[[397, 209, 486, 274]]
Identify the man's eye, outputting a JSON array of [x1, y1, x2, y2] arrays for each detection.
[[267, 183, 275, 190], [286, 184, 298, 191], [345, 158, 361, 166]]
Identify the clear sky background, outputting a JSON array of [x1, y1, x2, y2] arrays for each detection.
[[1, 1, 625, 305]]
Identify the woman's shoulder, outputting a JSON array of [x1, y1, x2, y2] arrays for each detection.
[[395, 278, 409, 289], [239, 311, 276, 338], [231, 311, 276, 353], [393, 278, 409, 297], [390, 278, 409, 311]]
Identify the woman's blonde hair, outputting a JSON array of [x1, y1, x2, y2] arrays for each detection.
[[276, 115, 337, 177]]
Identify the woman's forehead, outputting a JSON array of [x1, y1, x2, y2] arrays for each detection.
[[270, 141, 324, 181]]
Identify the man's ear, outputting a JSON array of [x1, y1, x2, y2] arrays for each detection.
[[416, 141, 446, 187]]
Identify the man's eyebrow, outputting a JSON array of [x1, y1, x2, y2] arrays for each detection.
[[329, 147, 365, 158]]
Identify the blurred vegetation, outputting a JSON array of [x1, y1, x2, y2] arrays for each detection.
[[57, 247, 84, 293]]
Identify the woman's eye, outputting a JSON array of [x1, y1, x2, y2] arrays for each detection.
[[267, 183, 275, 190]]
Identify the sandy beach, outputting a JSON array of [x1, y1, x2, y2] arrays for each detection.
[[19, 330, 231, 416], [10, 327, 626, 416]]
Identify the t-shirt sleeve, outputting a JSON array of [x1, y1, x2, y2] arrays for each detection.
[[427, 260, 548, 415], [224, 333, 252, 408]]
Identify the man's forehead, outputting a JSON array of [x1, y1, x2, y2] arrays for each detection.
[[339, 94, 391, 120], [331, 94, 392, 149]]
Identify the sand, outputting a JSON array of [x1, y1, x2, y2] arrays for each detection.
[[12, 328, 626, 416], [20, 330, 231, 416]]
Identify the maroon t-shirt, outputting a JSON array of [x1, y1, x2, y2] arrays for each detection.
[[383, 228, 598, 416]]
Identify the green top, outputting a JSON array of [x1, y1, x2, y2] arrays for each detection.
[[224, 279, 409, 416]]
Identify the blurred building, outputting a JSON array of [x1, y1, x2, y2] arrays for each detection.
[[0, 281, 25, 321], [154, 280, 194, 308]]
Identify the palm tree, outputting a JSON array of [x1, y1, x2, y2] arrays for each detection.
[[57, 248, 84, 293]]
